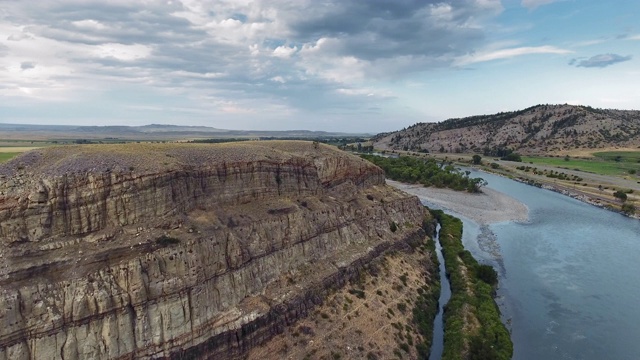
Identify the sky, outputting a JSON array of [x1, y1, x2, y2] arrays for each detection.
[[1, 0, 639, 133]]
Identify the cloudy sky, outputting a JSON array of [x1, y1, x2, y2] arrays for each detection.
[[1, 0, 639, 133]]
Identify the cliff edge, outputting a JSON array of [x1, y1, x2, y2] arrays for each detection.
[[0, 141, 432, 359]]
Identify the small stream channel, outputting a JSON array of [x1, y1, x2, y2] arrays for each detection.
[[429, 223, 450, 360]]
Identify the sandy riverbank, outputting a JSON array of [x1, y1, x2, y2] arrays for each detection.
[[387, 180, 529, 224]]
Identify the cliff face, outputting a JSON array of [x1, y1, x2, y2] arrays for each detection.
[[0, 141, 429, 359]]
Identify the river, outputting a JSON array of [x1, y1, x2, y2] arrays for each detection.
[[432, 170, 640, 360]]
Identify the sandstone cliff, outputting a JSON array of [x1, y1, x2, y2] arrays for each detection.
[[0, 141, 431, 359]]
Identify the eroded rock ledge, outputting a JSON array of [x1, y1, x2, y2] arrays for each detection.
[[0, 141, 429, 359]]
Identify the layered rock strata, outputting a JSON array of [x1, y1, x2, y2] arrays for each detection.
[[0, 141, 428, 359]]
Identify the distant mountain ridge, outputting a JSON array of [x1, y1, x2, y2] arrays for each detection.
[[373, 104, 640, 154], [0, 123, 365, 140]]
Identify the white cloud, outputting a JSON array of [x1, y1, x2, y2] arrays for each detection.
[[92, 43, 152, 61], [456, 45, 572, 65], [272, 45, 297, 58], [72, 19, 107, 31]]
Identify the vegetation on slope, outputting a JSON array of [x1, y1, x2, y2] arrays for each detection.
[[431, 210, 512, 360], [361, 154, 487, 192]]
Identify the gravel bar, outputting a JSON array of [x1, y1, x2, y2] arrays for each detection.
[[387, 180, 529, 224]]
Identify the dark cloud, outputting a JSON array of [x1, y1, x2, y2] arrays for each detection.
[[24, 2, 202, 46], [288, 0, 494, 60], [570, 53, 632, 68]]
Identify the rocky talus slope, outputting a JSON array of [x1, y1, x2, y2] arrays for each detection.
[[0, 141, 431, 359]]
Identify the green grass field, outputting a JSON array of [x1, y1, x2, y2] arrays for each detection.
[[0, 153, 20, 163], [522, 151, 640, 176], [593, 151, 640, 163]]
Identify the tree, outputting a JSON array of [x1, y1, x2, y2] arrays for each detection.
[[472, 154, 482, 165], [613, 190, 628, 202], [476, 264, 498, 286], [468, 177, 488, 193], [501, 153, 522, 162]]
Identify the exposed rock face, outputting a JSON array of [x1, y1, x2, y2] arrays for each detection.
[[0, 141, 429, 359]]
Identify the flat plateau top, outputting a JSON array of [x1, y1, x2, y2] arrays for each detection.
[[0, 140, 366, 178]]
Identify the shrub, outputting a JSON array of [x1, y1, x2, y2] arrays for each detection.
[[622, 203, 636, 215], [390, 221, 398, 232], [156, 235, 180, 246], [348, 288, 366, 299], [396, 303, 407, 313], [476, 264, 498, 286], [399, 274, 408, 286], [501, 153, 522, 162]]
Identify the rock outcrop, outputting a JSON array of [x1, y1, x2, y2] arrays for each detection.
[[0, 141, 429, 359]]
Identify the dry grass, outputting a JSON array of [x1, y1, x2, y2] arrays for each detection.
[[0, 146, 45, 152], [0, 140, 354, 178]]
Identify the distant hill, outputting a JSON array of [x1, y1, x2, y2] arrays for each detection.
[[0, 123, 366, 140], [373, 104, 640, 155]]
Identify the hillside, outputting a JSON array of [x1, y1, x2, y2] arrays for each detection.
[[373, 104, 640, 155]]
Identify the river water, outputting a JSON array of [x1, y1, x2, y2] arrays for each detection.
[[424, 170, 640, 360]]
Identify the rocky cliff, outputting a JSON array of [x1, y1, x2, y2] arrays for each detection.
[[0, 141, 430, 359]]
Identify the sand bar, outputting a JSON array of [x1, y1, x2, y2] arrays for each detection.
[[387, 180, 529, 224]]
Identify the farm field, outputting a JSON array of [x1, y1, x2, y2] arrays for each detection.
[[0, 141, 49, 163], [522, 151, 640, 176], [0, 152, 20, 163]]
